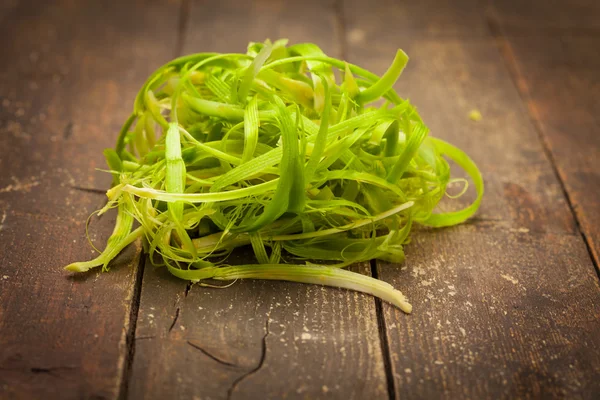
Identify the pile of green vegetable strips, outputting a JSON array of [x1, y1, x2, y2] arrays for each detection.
[[65, 40, 483, 313]]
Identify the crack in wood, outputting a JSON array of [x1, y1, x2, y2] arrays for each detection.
[[371, 259, 397, 400], [0, 366, 75, 373], [63, 121, 73, 140], [70, 185, 106, 196], [187, 341, 239, 367], [117, 253, 146, 400], [70, 185, 106, 195], [184, 281, 192, 297], [0, 365, 76, 380], [168, 282, 192, 334], [226, 318, 270, 400], [30, 367, 53, 374], [168, 307, 180, 334]]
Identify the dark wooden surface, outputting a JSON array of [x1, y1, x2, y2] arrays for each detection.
[[343, 1, 600, 398], [487, 2, 600, 270], [0, 1, 179, 399], [1, 0, 599, 399]]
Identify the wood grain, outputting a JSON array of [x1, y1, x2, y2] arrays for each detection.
[[341, 0, 488, 41], [127, 1, 388, 399], [130, 258, 386, 400], [381, 230, 600, 399], [488, 2, 600, 274], [3, 0, 599, 399], [488, 0, 600, 33], [0, 1, 180, 398], [343, 0, 600, 398]]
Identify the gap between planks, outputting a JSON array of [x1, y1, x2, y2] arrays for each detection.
[[485, 14, 600, 281], [333, 0, 397, 398], [118, 254, 147, 400], [371, 259, 398, 400], [118, 1, 192, 398]]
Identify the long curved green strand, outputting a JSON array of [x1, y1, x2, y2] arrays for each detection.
[[183, 94, 277, 121], [276, 96, 305, 214], [65, 201, 138, 272], [386, 122, 429, 183], [289, 43, 336, 113], [119, 180, 279, 203], [422, 138, 484, 227], [166, 263, 412, 313], [165, 123, 185, 220], [165, 123, 196, 256], [241, 96, 260, 163], [236, 40, 273, 104], [304, 76, 331, 182], [355, 49, 409, 105], [236, 95, 300, 231]]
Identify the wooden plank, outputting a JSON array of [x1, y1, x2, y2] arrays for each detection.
[[341, 0, 488, 40], [343, 0, 600, 398], [381, 230, 600, 398], [488, 2, 600, 273], [128, 1, 388, 399], [131, 258, 385, 399], [0, 1, 180, 399], [488, 0, 600, 33], [180, 0, 341, 55]]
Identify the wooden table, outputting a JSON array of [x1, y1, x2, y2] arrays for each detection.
[[1, 1, 599, 399]]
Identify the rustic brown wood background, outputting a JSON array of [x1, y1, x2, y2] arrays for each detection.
[[1, 0, 599, 399]]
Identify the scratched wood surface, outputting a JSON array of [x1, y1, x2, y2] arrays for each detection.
[[1, 0, 600, 399], [0, 1, 180, 399], [127, 1, 387, 400], [343, 0, 600, 398]]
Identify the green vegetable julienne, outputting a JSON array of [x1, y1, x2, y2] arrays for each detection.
[[65, 39, 484, 314]]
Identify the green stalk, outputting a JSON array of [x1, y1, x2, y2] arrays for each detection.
[[167, 264, 412, 313], [355, 50, 409, 104], [119, 179, 279, 203], [237, 41, 273, 104], [183, 94, 277, 121], [386, 122, 429, 183], [422, 138, 484, 227], [304, 76, 331, 182], [242, 96, 260, 163], [65, 201, 139, 272]]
